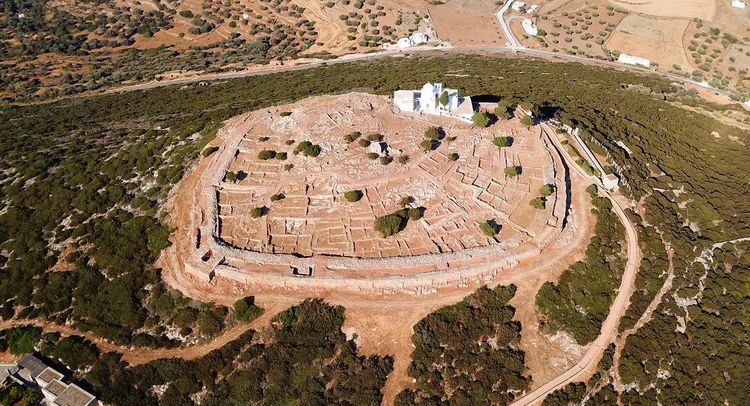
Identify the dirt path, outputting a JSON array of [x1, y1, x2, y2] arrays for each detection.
[[507, 124, 643, 406], [612, 244, 674, 398], [0, 306, 281, 366]]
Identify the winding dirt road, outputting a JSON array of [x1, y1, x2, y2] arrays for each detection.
[[507, 124, 642, 406]]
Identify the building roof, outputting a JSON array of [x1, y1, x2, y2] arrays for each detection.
[[45, 379, 68, 397], [17, 354, 47, 378], [454, 97, 474, 116], [54, 384, 96, 406], [38, 367, 64, 384]]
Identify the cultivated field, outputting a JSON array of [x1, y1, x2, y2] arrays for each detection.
[[606, 14, 691, 69]]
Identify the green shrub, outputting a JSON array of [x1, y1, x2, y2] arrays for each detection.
[[285, 139, 295, 145], [270, 193, 285, 202], [448, 152, 459, 161], [366, 152, 379, 160], [294, 141, 321, 157], [420, 139, 438, 151], [472, 112, 490, 127], [279, 111, 292, 117], [379, 156, 393, 165], [396, 154, 409, 164], [233, 298, 263, 322], [225, 171, 238, 182], [6, 326, 41, 354], [250, 206, 267, 218], [586, 184, 598, 197], [530, 196, 546, 209], [424, 126, 442, 140], [521, 114, 533, 128], [179, 10, 194, 18], [439, 91, 449, 106], [358, 138, 371, 147], [367, 133, 384, 142], [258, 136, 270, 142], [258, 150, 277, 160], [344, 132, 362, 143], [344, 190, 363, 202], [494, 99, 514, 120], [479, 220, 501, 236], [540, 184, 555, 196], [374, 210, 409, 237], [504, 166, 522, 176], [493, 136, 513, 147], [202, 146, 220, 157], [407, 207, 424, 220]]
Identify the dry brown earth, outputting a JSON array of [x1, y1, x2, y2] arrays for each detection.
[[156, 93, 600, 403]]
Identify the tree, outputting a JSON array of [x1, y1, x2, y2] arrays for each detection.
[[233, 297, 263, 322], [399, 196, 415, 207], [424, 127, 442, 140], [270, 193, 285, 202], [439, 91, 449, 106], [530, 197, 546, 209], [407, 207, 424, 220], [258, 150, 277, 160], [344, 132, 361, 143], [6, 327, 41, 354], [479, 220, 501, 236], [492, 136, 513, 147], [344, 190, 363, 202], [225, 171, 237, 182], [374, 210, 409, 237], [250, 206, 267, 218], [472, 112, 490, 127], [521, 114, 533, 128], [494, 100, 513, 120], [504, 166, 522, 177], [420, 139, 438, 151], [448, 152, 459, 161], [540, 184, 555, 196]]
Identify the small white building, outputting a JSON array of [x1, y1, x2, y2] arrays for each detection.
[[522, 19, 538, 36], [410, 32, 429, 45], [602, 173, 620, 190], [617, 53, 651, 68], [511, 1, 526, 11], [731, 0, 746, 8], [393, 83, 475, 121], [396, 37, 414, 48], [527, 4, 539, 14]]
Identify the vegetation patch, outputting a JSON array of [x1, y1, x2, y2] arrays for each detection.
[[396, 285, 529, 405], [535, 195, 626, 344]]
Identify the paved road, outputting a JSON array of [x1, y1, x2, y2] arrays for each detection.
[[496, 0, 522, 49], [508, 124, 641, 405], [108, 45, 734, 99]]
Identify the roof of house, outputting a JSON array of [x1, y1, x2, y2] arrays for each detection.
[[54, 384, 96, 406], [454, 97, 474, 116], [38, 367, 64, 384], [45, 379, 68, 397], [17, 354, 47, 378]]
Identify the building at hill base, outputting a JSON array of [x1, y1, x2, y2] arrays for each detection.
[[617, 53, 651, 68]]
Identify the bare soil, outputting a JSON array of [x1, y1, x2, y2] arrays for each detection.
[[606, 14, 691, 69], [156, 96, 599, 403]]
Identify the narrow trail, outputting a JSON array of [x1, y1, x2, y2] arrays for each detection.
[[612, 244, 675, 397], [0, 304, 284, 366]]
